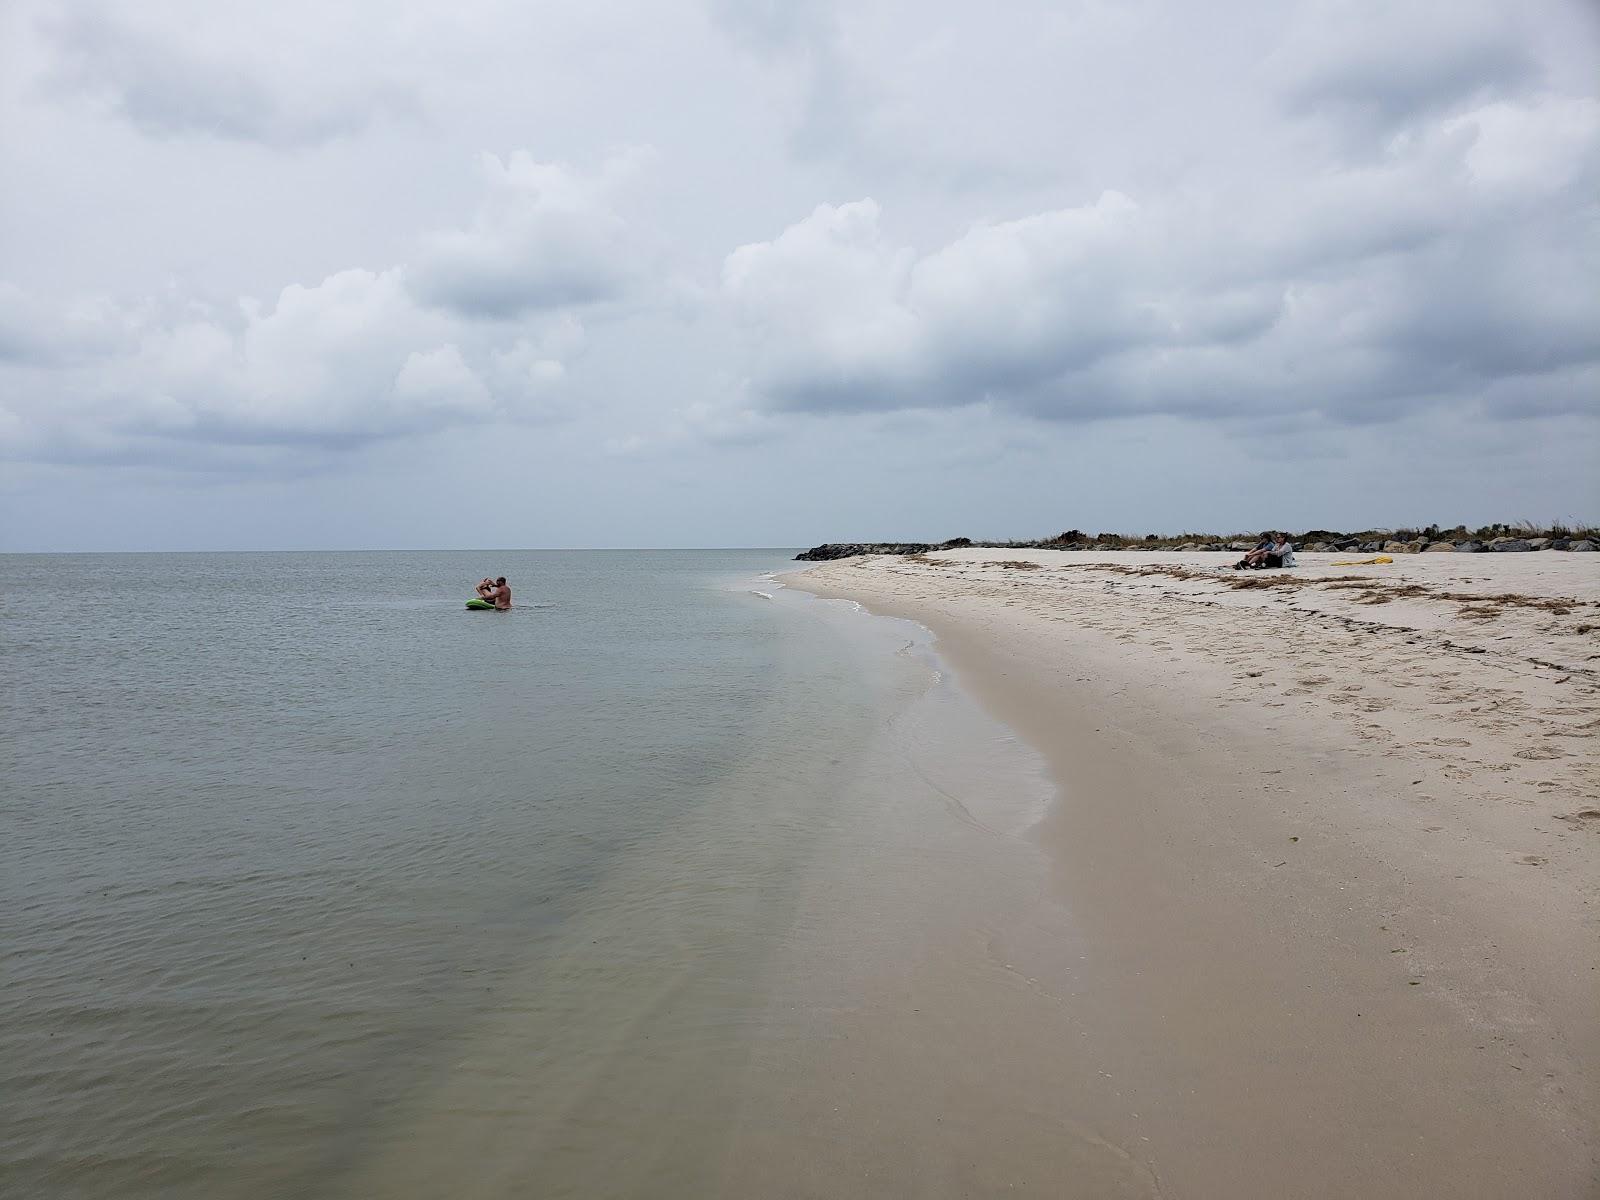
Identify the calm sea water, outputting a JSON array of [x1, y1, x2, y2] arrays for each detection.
[[2, 550, 1078, 1198], [0, 552, 911, 1196]]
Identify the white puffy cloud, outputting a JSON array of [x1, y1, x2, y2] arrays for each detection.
[[391, 345, 492, 415], [723, 199, 920, 403], [0, 144, 645, 466], [410, 152, 645, 319], [0, 266, 583, 465], [722, 87, 1600, 427]]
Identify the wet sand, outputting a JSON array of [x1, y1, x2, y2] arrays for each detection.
[[789, 550, 1600, 1198]]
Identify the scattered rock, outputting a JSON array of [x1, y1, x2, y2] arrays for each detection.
[[1568, 540, 1594, 552], [1491, 538, 1533, 552], [1456, 540, 1484, 553], [1423, 542, 1455, 552]]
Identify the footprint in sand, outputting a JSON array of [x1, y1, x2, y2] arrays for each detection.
[[1516, 855, 1548, 866], [1430, 737, 1472, 747], [1514, 746, 1566, 761], [1441, 765, 1473, 781]]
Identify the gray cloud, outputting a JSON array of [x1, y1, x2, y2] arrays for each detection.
[[0, 283, 136, 366], [1274, 0, 1539, 130], [40, 2, 416, 146], [708, 0, 885, 168], [706, 0, 1039, 186]]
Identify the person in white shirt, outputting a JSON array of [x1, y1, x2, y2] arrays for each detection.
[[1265, 536, 1296, 568]]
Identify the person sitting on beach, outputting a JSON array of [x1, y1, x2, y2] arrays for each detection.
[[1264, 535, 1296, 569], [1234, 534, 1275, 570], [488, 576, 512, 610]]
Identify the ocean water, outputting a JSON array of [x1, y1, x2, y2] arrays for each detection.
[[2, 550, 1100, 1199]]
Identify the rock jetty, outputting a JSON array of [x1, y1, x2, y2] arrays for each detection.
[[794, 529, 1597, 561]]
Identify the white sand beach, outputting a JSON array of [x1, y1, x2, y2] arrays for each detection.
[[789, 549, 1599, 1198]]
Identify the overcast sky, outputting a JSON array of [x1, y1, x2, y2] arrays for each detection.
[[2, 0, 1597, 550]]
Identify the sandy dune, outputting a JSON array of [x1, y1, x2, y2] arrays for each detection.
[[790, 549, 1599, 1198]]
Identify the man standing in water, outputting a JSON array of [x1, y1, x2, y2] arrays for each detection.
[[489, 576, 512, 610]]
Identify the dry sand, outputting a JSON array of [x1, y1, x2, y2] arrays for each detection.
[[789, 549, 1599, 1198]]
